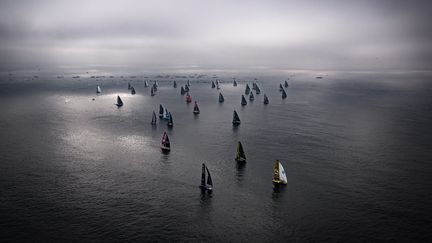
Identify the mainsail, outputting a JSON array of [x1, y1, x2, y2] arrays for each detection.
[[249, 92, 254, 101], [180, 86, 186, 95], [173, 80, 177, 88], [235, 141, 246, 162], [241, 95, 247, 106], [96, 85, 101, 94], [219, 93, 224, 103], [151, 87, 155, 96], [116, 96, 123, 107], [211, 81, 216, 88], [245, 84, 250, 95], [232, 110, 241, 125], [151, 111, 157, 125], [144, 81, 149, 87], [193, 101, 200, 114], [131, 86, 136, 95], [233, 79, 237, 86], [159, 104, 164, 118], [282, 88, 287, 99], [167, 112, 173, 127], [200, 163, 213, 192], [272, 160, 287, 184], [264, 94, 269, 105], [161, 132, 170, 152], [255, 85, 261, 94], [284, 80, 289, 87]]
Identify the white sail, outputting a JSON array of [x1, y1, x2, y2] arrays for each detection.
[[96, 85, 101, 93], [163, 108, 169, 120], [278, 162, 288, 184]]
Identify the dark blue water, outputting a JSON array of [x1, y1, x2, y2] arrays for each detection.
[[1, 71, 432, 242]]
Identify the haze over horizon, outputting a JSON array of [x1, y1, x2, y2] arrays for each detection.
[[1, 0, 431, 72]]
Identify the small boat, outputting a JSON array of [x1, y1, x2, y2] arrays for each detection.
[[193, 101, 200, 114], [232, 110, 241, 125], [211, 81, 216, 88], [173, 80, 177, 88], [187, 80, 190, 86], [159, 104, 164, 118], [284, 80, 289, 87], [315, 76, 323, 79], [282, 88, 287, 99], [245, 84, 250, 95], [279, 83, 284, 91], [241, 95, 247, 106], [180, 86, 186, 95], [219, 93, 224, 103], [272, 160, 287, 185], [116, 96, 123, 107], [216, 83, 220, 90], [128, 82, 132, 90], [155, 80, 159, 87], [216, 80, 220, 86], [153, 83, 157, 91], [255, 85, 261, 94], [131, 86, 136, 95], [249, 92, 254, 101], [252, 82, 257, 90], [199, 163, 213, 193], [96, 85, 101, 94], [235, 141, 246, 162], [151, 87, 155, 96], [186, 93, 192, 103], [185, 85, 190, 92], [264, 94, 269, 105], [161, 132, 171, 152], [233, 79, 237, 86], [151, 111, 157, 125], [163, 107, 169, 120], [167, 112, 173, 127], [144, 81, 149, 87]]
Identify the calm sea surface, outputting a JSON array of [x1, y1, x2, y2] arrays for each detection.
[[1, 71, 431, 242]]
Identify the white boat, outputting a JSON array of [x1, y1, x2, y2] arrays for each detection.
[[272, 160, 287, 185], [96, 85, 101, 94]]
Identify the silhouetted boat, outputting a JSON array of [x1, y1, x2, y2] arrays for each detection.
[[241, 95, 247, 106], [232, 110, 241, 125], [216, 83, 220, 90], [96, 85, 101, 94], [272, 160, 287, 185], [252, 82, 257, 90], [131, 86, 136, 95], [153, 83, 157, 91], [185, 85, 190, 92], [264, 94, 269, 105], [161, 132, 170, 152], [245, 84, 250, 95], [282, 88, 287, 99], [128, 82, 132, 90], [284, 80, 289, 87], [199, 163, 213, 193], [279, 83, 284, 91], [167, 112, 173, 127], [151, 111, 157, 125], [255, 85, 261, 94], [163, 107, 169, 120], [249, 92, 254, 101], [187, 80, 190, 86], [151, 87, 155, 96], [144, 81, 149, 87], [233, 80, 237, 86], [116, 96, 123, 107], [193, 101, 200, 114], [186, 93, 192, 103], [219, 93, 224, 103], [173, 80, 177, 88], [180, 86, 186, 95], [211, 81, 216, 88], [235, 141, 246, 162], [159, 104, 164, 118]]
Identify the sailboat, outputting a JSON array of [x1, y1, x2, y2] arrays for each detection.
[[151, 87, 155, 96], [249, 92, 254, 101], [282, 88, 287, 99], [235, 141, 246, 162], [193, 101, 200, 114], [187, 80, 190, 86], [255, 85, 261, 94], [284, 80, 289, 87], [232, 110, 241, 125], [241, 95, 247, 106], [272, 160, 287, 185], [159, 104, 164, 118], [180, 86, 186, 95], [161, 132, 170, 152], [128, 82, 132, 90], [144, 80, 149, 87], [211, 81, 216, 88], [153, 83, 157, 91], [167, 112, 173, 127], [151, 111, 157, 125], [116, 96, 123, 107], [163, 107, 169, 120], [96, 85, 101, 94], [245, 84, 250, 95], [131, 86, 136, 95], [185, 85, 190, 92], [252, 82, 257, 90], [233, 79, 237, 86], [216, 83, 220, 90], [155, 80, 158, 87], [219, 93, 224, 103], [264, 94, 269, 105], [173, 80, 177, 88], [186, 93, 192, 103], [279, 83, 284, 91], [199, 163, 213, 192]]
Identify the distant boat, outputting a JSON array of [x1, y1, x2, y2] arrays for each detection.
[[185, 85, 190, 92], [272, 160, 287, 185], [186, 93, 192, 103], [249, 92, 254, 101], [241, 95, 247, 106], [216, 83, 220, 90], [161, 132, 171, 152], [180, 86, 186, 95], [193, 101, 200, 114], [159, 104, 164, 118], [163, 107, 169, 120], [173, 80, 177, 88], [128, 82, 132, 90], [235, 141, 246, 162], [211, 81, 216, 88], [199, 163, 213, 193], [216, 80, 220, 86], [151, 87, 155, 96], [219, 93, 224, 103], [232, 110, 241, 125], [153, 83, 157, 91], [279, 83, 284, 91], [315, 76, 323, 79], [245, 84, 250, 95], [96, 85, 101, 94], [155, 80, 159, 87], [131, 86, 136, 95], [233, 79, 237, 86], [116, 96, 123, 107], [187, 80, 190, 86], [264, 94, 269, 105], [144, 81, 149, 87], [284, 80, 289, 87], [252, 82, 257, 90], [282, 88, 287, 99], [151, 111, 157, 125], [255, 85, 261, 94], [167, 112, 173, 127]]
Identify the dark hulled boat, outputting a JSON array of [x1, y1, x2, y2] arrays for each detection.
[[199, 163, 213, 193], [116, 96, 123, 107], [232, 110, 241, 125], [235, 141, 246, 162], [193, 101, 200, 114], [241, 95, 247, 106], [264, 94, 269, 105], [219, 93, 224, 103]]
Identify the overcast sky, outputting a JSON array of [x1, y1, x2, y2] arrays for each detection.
[[0, 0, 431, 71]]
